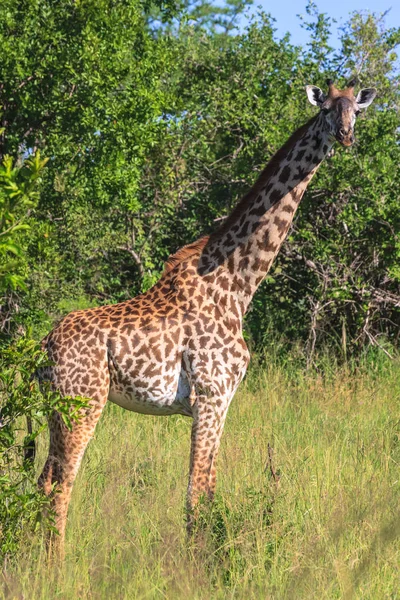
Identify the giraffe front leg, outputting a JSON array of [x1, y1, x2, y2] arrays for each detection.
[[186, 394, 231, 533], [207, 412, 228, 500]]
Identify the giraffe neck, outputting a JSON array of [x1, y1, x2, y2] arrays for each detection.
[[197, 113, 333, 314]]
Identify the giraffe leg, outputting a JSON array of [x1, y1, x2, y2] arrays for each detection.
[[186, 395, 231, 533], [39, 392, 107, 553], [207, 410, 229, 500]]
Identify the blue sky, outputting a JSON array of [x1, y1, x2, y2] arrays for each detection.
[[238, 1, 400, 52]]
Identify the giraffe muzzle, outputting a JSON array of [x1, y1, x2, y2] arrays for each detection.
[[336, 128, 354, 147]]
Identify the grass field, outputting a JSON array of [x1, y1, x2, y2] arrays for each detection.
[[2, 356, 400, 599]]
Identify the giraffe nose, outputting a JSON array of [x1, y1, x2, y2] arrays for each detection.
[[336, 127, 354, 146]]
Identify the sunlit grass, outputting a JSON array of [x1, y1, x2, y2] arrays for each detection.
[[2, 357, 400, 599]]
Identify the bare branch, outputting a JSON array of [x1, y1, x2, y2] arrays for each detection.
[[265, 443, 280, 485], [117, 245, 144, 279]]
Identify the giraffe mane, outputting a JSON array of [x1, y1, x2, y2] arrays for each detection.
[[163, 236, 210, 275]]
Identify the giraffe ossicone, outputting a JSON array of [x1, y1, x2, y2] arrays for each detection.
[[37, 80, 376, 548]]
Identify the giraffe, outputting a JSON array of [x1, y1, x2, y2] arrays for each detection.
[[36, 80, 376, 547]]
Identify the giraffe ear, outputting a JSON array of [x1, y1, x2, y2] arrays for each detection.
[[305, 85, 326, 107], [355, 88, 377, 109]]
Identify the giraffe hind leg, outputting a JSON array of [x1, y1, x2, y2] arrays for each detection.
[[39, 382, 108, 553]]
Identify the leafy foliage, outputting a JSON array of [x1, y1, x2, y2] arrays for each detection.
[[0, 150, 48, 335]]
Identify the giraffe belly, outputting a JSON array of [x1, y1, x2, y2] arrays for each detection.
[[108, 367, 193, 417]]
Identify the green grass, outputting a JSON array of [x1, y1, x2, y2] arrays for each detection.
[[2, 358, 400, 599]]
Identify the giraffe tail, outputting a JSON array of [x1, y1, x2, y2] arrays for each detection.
[[24, 414, 36, 464], [24, 365, 43, 465]]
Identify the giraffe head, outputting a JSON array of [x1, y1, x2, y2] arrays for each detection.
[[305, 79, 377, 147]]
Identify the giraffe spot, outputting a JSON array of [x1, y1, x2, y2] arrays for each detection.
[[259, 258, 272, 270], [199, 336, 211, 349], [238, 257, 250, 270], [295, 166, 307, 180], [249, 202, 265, 217], [299, 136, 310, 147], [219, 276, 230, 291], [279, 165, 291, 184], [237, 222, 250, 238], [269, 189, 282, 205], [295, 149, 306, 161], [274, 216, 288, 231]]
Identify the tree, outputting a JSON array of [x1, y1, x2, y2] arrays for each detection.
[[0, 1, 398, 356], [0, 0, 182, 327], [0, 149, 48, 335]]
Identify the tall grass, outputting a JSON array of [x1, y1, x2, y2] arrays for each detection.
[[2, 356, 400, 599]]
